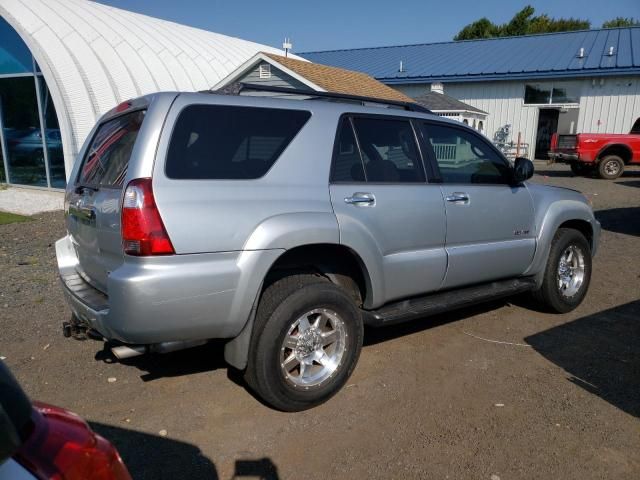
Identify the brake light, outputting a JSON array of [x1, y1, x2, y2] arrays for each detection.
[[115, 101, 131, 113], [15, 403, 131, 480], [121, 178, 174, 256]]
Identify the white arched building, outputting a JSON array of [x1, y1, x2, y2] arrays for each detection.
[[0, 0, 285, 189]]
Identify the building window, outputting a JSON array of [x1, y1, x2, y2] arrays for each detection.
[[259, 63, 271, 79], [0, 77, 47, 187], [0, 17, 65, 189], [524, 82, 580, 105]]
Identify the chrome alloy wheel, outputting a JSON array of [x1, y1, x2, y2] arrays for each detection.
[[280, 308, 347, 389], [604, 159, 621, 176], [557, 245, 586, 298]]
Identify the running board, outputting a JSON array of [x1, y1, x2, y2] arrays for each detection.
[[363, 278, 536, 327]]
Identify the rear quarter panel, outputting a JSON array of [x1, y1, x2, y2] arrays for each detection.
[[151, 93, 339, 254], [577, 134, 639, 163]]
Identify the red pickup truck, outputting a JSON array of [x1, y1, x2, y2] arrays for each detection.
[[549, 118, 640, 179]]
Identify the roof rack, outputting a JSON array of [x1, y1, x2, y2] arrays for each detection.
[[211, 83, 432, 114]]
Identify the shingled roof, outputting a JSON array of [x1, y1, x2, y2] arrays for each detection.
[[413, 91, 487, 115], [259, 53, 415, 103]]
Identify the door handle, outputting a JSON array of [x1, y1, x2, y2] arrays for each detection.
[[445, 192, 470, 204], [344, 192, 375, 206]]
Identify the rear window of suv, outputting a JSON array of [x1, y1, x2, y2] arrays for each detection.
[[165, 105, 311, 180], [77, 109, 146, 188]]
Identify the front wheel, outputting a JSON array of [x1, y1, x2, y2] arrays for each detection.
[[532, 228, 592, 313], [245, 274, 363, 411]]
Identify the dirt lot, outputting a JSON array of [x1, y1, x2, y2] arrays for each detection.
[[1, 163, 639, 480]]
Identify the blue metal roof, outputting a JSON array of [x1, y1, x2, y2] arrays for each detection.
[[301, 27, 640, 83]]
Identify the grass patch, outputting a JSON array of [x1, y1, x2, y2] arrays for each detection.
[[0, 211, 31, 225]]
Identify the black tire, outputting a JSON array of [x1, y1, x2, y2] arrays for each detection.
[[597, 155, 624, 180], [532, 228, 592, 313], [245, 274, 363, 411], [570, 163, 584, 176]]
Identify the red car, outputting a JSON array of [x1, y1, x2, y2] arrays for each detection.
[[0, 363, 131, 480], [549, 118, 640, 179]]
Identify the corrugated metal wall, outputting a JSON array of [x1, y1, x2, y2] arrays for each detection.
[[578, 77, 640, 134], [396, 76, 640, 159]]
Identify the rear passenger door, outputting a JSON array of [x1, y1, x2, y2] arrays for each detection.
[[329, 115, 447, 306], [419, 121, 536, 289]]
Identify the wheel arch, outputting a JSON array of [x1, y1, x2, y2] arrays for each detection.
[[224, 242, 375, 370], [558, 219, 594, 251], [597, 144, 633, 164], [524, 199, 599, 287]]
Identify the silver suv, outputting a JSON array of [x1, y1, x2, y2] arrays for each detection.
[[56, 90, 600, 411]]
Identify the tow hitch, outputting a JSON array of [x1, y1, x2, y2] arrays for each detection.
[[62, 317, 103, 341]]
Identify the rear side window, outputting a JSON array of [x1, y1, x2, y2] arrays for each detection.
[[77, 110, 145, 188], [331, 118, 365, 182], [352, 117, 425, 183], [166, 105, 311, 180]]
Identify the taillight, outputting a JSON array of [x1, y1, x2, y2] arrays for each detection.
[[121, 178, 174, 256], [15, 403, 132, 480], [114, 100, 131, 113]]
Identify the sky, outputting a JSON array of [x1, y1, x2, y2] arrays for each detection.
[[99, 0, 640, 52]]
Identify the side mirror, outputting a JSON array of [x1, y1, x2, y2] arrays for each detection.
[[513, 157, 534, 183]]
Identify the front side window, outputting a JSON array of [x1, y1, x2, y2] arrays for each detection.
[[422, 123, 511, 184], [351, 117, 424, 183], [77, 110, 146, 188], [166, 105, 310, 180]]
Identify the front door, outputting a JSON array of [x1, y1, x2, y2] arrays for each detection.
[[419, 121, 536, 289], [329, 115, 447, 306], [535, 108, 559, 159]]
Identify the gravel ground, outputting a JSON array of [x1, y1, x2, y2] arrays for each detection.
[[1, 163, 639, 480]]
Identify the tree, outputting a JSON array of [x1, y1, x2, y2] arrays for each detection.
[[454, 6, 590, 40], [454, 18, 497, 41], [602, 17, 640, 28]]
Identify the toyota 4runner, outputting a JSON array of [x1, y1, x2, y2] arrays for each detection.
[[57, 90, 600, 411]]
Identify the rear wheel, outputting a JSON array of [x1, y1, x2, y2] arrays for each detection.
[[570, 163, 585, 176], [597, 155, 624, 180], [245, 274, 363, 411], [532, 228, 592, 313]]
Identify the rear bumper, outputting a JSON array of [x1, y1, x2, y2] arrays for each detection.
[[56, 235, 281, 345]]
